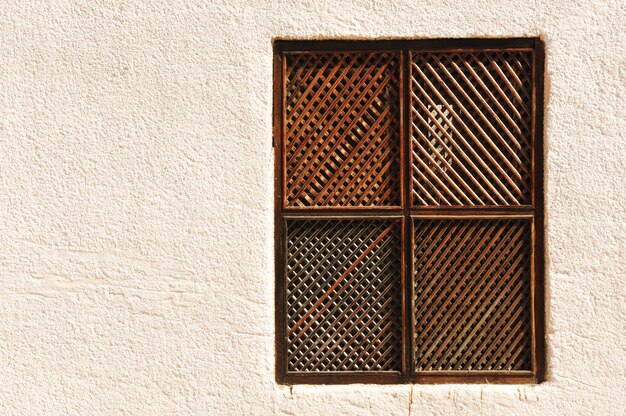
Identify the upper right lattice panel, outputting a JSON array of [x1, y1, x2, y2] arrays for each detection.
[[410, 51, 533, 206]]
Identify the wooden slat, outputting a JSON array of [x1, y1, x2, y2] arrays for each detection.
[[412, 219, 533, 371], [284, 52, 402, 207], [410, 51, 533, 206], [286, 219, 403, 372]]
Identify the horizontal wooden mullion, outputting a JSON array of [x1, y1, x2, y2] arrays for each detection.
[[411, 206, 534, 219], [412, 214, 534, 219], [282, 371, 536, 385], [280, 48, 401, 55], [280, 47, 534, 55], [283, 206, 402, 212], [283, 208, 404, 218], [283, 371, 403, 385], [408, 47, 534, 53], [410, 371, 536, 384], [275, 38, 537, 54]]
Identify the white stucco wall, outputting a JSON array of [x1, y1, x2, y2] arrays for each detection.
[[0, 1, 624, 415]]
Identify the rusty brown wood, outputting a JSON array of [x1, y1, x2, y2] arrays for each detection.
[[274, 38, 545, 385], [289, 223, 394, 336], [410, 52, 533, 205], [413, 220, 532, 371], [286, 219, 403, 372], [284, 52, 402, 208]]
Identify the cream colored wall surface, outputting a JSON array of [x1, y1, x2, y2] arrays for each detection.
[[0, 1, 624, 415]]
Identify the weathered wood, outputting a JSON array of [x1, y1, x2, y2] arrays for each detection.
[[286, 219, 403, 372], [284, 52, 402, 208], [274, 38, 545, 385]]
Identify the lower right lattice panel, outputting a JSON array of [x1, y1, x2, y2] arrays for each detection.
[[412, 218, 533, 372]]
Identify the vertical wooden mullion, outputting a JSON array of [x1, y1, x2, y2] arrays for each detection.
[[532, 39, 546, 382], [529, 44, 537, 378], [274, 51, 287, 383], [401, 49, 413, 379]]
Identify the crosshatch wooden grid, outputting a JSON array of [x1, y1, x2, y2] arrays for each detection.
[[274, 38, 545, 385]]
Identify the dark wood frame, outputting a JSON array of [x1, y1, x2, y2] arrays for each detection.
[[273, 38, 545, 385]]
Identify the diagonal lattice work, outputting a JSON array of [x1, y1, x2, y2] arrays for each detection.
[[286, 219, 402, 371], [413, 219, 532, 371], [284, 52, 401, 207], [410, 51, 533, 206]]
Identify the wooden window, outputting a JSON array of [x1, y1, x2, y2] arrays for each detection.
[[274, 38, 545, 384]]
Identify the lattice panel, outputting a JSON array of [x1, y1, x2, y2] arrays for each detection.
[[284, 52, 401, 207], [286, 219, 402, 371], [410, 51, 533, 206], [413, 219, 532, 371]]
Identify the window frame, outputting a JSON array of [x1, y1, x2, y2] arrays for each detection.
[[273, 38, 545, 385]]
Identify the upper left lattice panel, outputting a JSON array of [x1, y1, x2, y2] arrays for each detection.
[[283, 52, 402, 208]]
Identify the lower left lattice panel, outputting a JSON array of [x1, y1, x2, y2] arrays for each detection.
[[285, 219, 403, 372]]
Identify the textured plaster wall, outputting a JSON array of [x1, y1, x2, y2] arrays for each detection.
[[0, 0, 624, 415]]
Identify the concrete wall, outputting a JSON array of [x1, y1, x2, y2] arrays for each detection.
[[0, 1, 624, 415]]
